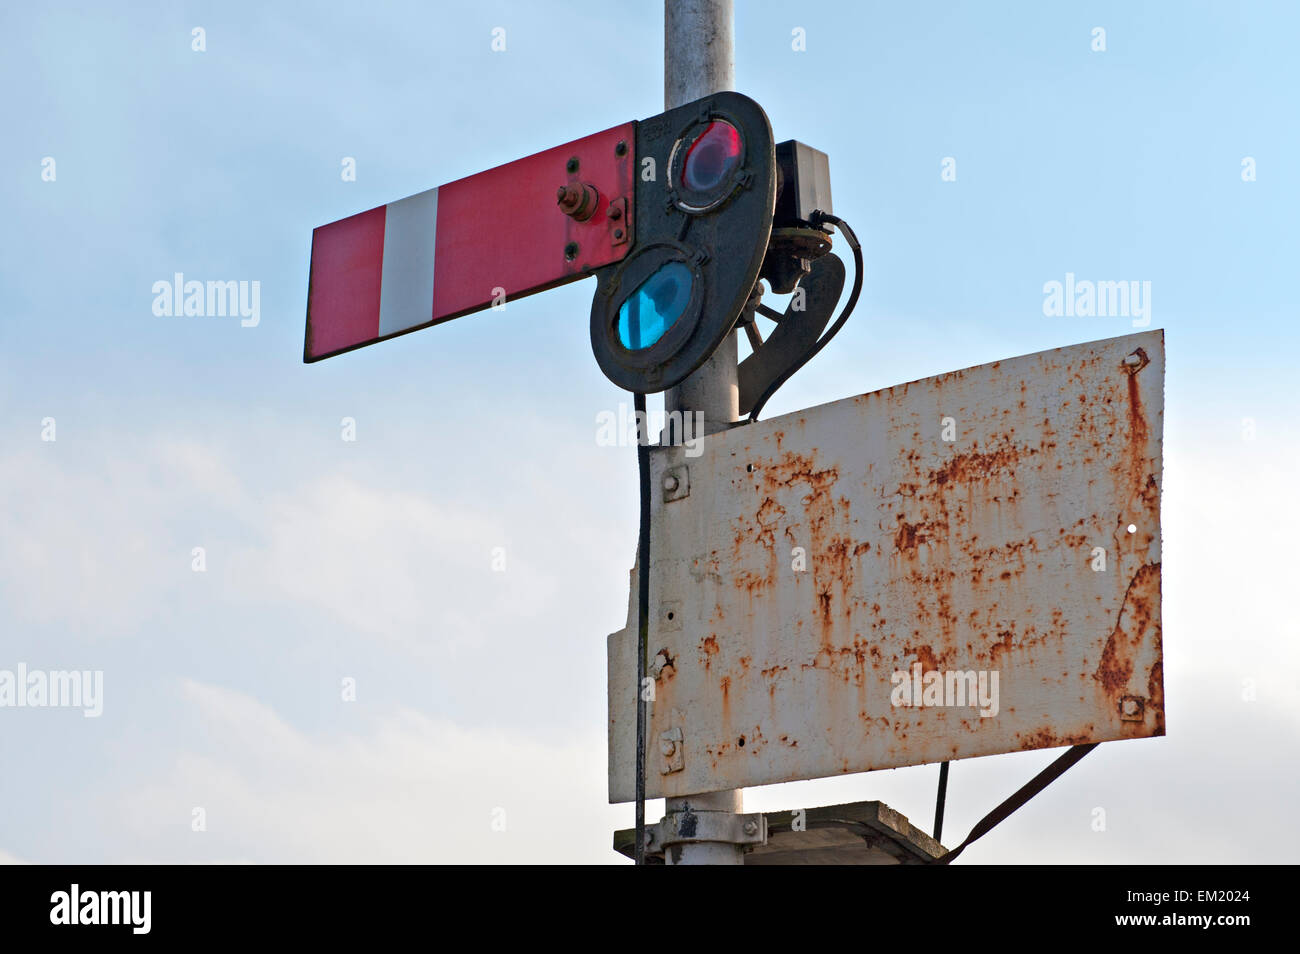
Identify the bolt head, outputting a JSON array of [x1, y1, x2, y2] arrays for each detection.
[[663, 474, 679, 492], [660, 739, 677, 757], [743, 820, 758, 835], [557, 183, 583, 212]]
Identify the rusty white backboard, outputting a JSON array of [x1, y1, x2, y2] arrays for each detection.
[[609, 331, 1164, 802]]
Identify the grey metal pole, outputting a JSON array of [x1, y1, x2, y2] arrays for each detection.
[[664, 0, 738, 433], [661, 0, 745, 866]]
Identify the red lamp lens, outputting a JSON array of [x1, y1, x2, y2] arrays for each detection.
[[681, 120, 742, 193]]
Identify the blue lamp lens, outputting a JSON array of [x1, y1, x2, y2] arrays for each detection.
[[617, 261, 693, 350]]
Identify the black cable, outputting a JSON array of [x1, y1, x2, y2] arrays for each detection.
[[748, 211, 864, 423], [633, 391, 650, 865], [933, 761, 950, 843]]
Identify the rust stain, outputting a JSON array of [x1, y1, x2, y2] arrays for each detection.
[[905, 644, 941, 672], [761, 451, 838, 496], [1126, 359, 1148, 442], [654, 648, 677, 683], [816, 589, 835, 650], [894, 518, 931, 551], [928, 443, 1028, 487], [699, 633, 719, 673], [1147, 660, 1166, 735], [988, 630, 1015, 664], [821, 535, 857, 592], [1119, 355, 1159, 531], [1017, 728, 1093, 750], [1094, 563, 1161, 695], [754, 496, 787, 550], [734, 568, 770, 595], [758, 450, 862, 639]]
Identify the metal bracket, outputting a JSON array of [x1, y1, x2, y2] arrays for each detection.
[[662, 465, 690, 502], [1122, 347, 1150, 374], [659, 727, 685, 774], [608, 196, 629, 246], [645, 809, 768, 854], [648, 650, 673, 679], [1119, 695, 1145, 721], [738, 252, 845, 417]]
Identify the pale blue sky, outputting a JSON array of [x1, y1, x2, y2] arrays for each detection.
[[1, 1, 1295, 862]]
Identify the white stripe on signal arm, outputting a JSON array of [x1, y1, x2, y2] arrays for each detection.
[[378, 187, 439, 337]]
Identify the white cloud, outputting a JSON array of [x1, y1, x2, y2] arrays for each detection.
[[227, 474, 555, 655], [0, 436, 561, 656], [114, 679, 626, 863], [0, 447, 176, 633]]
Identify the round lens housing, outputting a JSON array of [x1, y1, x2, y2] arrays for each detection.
[[616, 261, 693, 350], [681, 120, 742, 193]]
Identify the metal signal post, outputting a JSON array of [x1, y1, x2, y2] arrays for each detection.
[[653, 0, 746, 866]]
